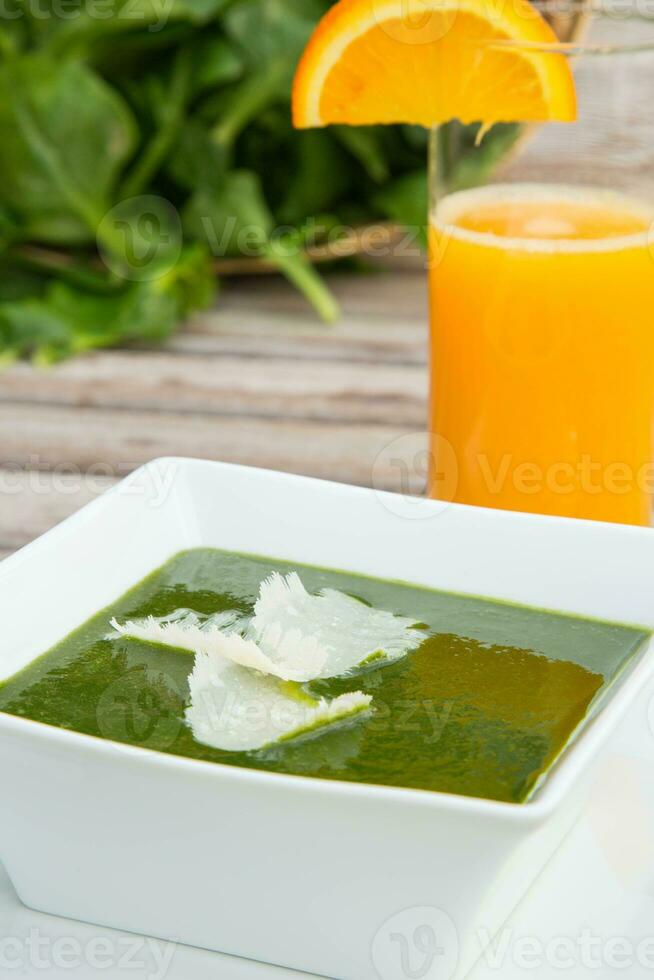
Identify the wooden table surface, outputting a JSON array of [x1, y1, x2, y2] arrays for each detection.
[[0, 262, 428, 561]]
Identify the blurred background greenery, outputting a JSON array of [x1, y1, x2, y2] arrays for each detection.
[[0, 0, 518, 362]]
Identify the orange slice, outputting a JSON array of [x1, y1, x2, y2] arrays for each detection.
[[292, 0, 577, 128]]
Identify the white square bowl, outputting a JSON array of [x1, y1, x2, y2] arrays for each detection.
[[0, 457, 653, 980]]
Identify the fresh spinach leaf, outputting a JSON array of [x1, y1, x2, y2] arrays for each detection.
[[183, 170, 338, 320], [120, 45, 194, 198], [0, 55, 136, 245], [332, 127, 390, 184], [192, 35, 243, 94], [183, 169, 272, 256], [0, 244, 214, 364], [277, 131, 350, 226], [373, 170, 429, 248], [224, 0, 327, 82], [167, 118, 227, 190]]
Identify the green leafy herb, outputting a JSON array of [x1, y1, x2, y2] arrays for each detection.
[[0, 55, 136, 245], [0, 245, 214, 364], [374, 170, 429, 249], [0, 0, 517, 361]]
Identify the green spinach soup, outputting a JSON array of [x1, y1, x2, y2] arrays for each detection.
[[0, 548, 647, 803]]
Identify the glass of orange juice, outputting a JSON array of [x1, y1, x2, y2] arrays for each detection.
[[428, 11, 654, 526]]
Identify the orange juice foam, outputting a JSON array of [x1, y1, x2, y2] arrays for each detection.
[[429, 184, 654, 525]]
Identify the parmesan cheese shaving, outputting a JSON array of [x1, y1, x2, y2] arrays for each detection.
[[186, 652, 371, 751], [110, 570, 424, 752], [249, 572, 425, 678], [109, 612, 326, 683]]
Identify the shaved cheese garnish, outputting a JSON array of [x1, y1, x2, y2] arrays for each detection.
[[249, 572, 425, 678], [110, 572, 423, 753], [110, 609, 243, 642], [186, 652, 372, 751], [109, 611, 325, 683]]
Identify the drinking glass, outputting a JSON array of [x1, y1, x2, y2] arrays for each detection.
[[428, 4, 654, 525]]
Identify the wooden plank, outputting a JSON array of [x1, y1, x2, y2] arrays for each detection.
[[0, 439, 429, 551], [154, 265, 429, 364], [0, 267, 431, 552], [0, 405, 426, 492], [1, 352, 427, 425], [0, 470, 115, 550], [170, 308, 428, 365], [215, 266, 428, 320]]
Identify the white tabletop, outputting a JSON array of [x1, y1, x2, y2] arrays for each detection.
[[1, 747, 652, 980]]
